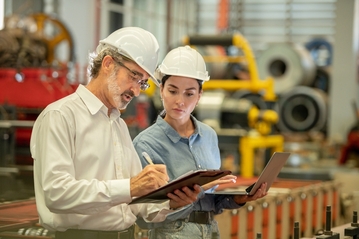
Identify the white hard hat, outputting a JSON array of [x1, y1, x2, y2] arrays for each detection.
[[155, 45, 210, 83], [96, 27, 160, 86]]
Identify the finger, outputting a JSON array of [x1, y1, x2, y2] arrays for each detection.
[[261, 183, 268, 196], [172, 189, 187, 199], [170, 187, 197, 203], [181, 186, 200, 201], [152, 164, 168, 174], [167, 192, 181, 202], [253, 183, 267, 198], [256, 183, 267, 198], [143, 164, 166, 175], [139, 168, 168, 188], [145, 165, 169, 182], [202, 181, 216, 191], [192, 184, 202, 193], [167, 193, 185, 209], [218, 175, 237, 181], [217, 179, 237, 184], [167, 189, 195, 207]]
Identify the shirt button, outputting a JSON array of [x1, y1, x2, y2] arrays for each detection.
[[198, 165, 201, 168]]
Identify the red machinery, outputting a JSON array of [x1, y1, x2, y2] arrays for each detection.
[[0, 13, 78, 166], [339, 101, 359, 166]]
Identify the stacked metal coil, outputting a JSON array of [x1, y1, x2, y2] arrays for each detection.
[[258, 42, 331, 133], [258, 43, 317, 95], [274, 86, 328, 132]]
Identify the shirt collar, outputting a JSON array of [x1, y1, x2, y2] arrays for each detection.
[[156, 115, 201, 143], [76, 85, 121, 119]]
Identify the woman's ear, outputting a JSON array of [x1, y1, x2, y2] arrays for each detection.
[[160, 85, 164, 99], [197, 89, 203, 104]]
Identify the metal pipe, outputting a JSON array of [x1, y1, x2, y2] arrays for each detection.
[[184, 35, 233, 46], [183, 33, 277, 101], [0, 120, 34, 128], [325, 205, 332, 234], [353, 211, 358, 226], [294, 221, 299, 239]]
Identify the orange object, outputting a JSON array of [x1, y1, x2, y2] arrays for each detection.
[[217, 0, 229, 31], [216, 180, 339, 239]]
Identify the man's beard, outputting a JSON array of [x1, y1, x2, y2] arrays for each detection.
[[107, 69, 133, 110]]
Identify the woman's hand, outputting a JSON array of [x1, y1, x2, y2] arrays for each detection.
[[201, 175, 237, 191], [233, 182, 268, 204], [167, 184, 202, 209]]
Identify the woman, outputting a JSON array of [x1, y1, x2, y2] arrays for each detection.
[[133, 46, 267, 239]]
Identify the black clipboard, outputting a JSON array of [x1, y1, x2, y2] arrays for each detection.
[[130, 169, 232, 204]]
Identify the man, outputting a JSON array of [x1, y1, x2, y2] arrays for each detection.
[[30, 27, 201, 239]]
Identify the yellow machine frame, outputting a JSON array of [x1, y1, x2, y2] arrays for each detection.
[[183, 33, 276, 102]]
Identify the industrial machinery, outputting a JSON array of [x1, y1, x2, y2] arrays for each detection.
[[215, 179, 341, 239], [0, 13, 77, 202], [257, 42, 330, 134], [339, 101, 359, 166], [183, 33, 277, 105], [0, 13, 76, 164], [196, 91, 283, 178], [183, 33, 283, 178]]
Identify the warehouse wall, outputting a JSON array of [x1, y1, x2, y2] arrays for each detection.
[[58, 0, 96, 83], [56, 0, 198, 82], [329, 0, 359, 143]]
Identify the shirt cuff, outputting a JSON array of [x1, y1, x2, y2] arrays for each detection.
[[109, 178, 132, 205]]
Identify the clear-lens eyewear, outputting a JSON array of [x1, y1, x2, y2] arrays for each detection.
[[115, 60, 150, 91]]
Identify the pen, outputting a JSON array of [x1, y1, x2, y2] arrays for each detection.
[[142, 152, 154, 165]]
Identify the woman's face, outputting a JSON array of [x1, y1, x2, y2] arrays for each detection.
[[160, 76, 202, 122]]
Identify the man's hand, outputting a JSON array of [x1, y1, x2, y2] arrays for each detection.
[[130, 165, 169, 197], [202, 175, 237, 191], [233, 182, 268, 204], [167, 184, 202, 209]]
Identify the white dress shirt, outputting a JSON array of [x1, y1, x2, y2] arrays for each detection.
[[30, 85, 172, 231]]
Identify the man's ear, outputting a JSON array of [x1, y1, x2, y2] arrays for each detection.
[[102, 55, 114, 73]]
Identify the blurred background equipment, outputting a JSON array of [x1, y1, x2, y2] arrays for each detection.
[[183, 33, 276, 103], [1, 13, 74, 67], [305, 38, 333, 68], [258, 43, 317, 95], [1, 1, 359, 238], [0, 13, 78, 204], [339, 101, 359, 166], [275, 86, 328, 133]]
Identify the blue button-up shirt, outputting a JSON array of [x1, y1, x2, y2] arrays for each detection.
[[133, 115, 243, 228]]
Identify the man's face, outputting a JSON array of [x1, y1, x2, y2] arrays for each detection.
[[107, 60, 149, 110]]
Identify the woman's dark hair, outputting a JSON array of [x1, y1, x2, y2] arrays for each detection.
[[161, 75, 202, 91]]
